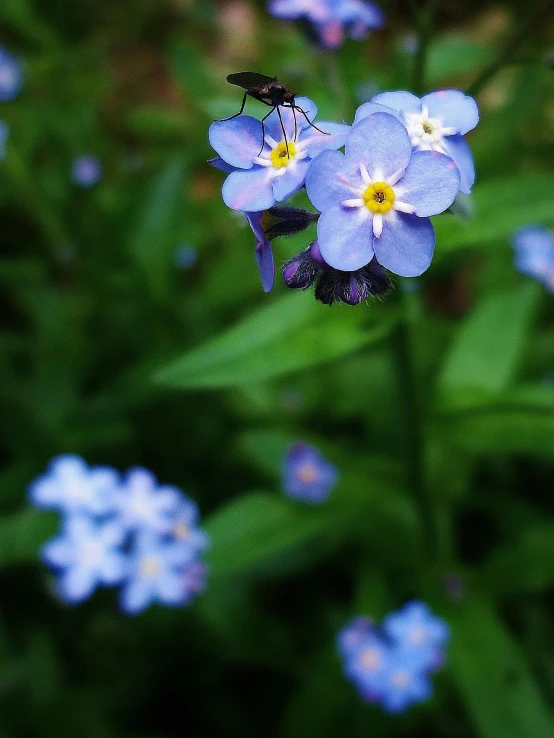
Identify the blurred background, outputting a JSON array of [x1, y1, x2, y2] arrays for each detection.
[[1, 0, 554, 735]]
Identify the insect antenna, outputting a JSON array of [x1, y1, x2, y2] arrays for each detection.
[[276, 105, 290, 158], [294, 105, 330, 136]]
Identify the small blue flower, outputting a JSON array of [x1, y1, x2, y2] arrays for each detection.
[[0, 47, 23, 102], [72, 155, 102, 187], [382, 600, 450, 671], [512, 225, 554, 292], [342, 628, 390, 702], [170, 497, 211, 557], [181, 560, 209, 604], [29, 455, 119, 516], [119, 530, 196, 614], [282, 442, 338, 503], [209, 99, 349, 212], [115, 467, 181, 534], [0, 120, 8, 159], [306, 112, 460, 276], [337, 616, 375, 657], [376, 650, 433, 714], [269, 0, 385, 50], [41, 516, 127, 603], [356, 90, 479, 194]]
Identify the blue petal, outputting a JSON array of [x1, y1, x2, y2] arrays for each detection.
[[209, 116, 263, 169], [263, 96, 318, 144], [305, 149, 361, 212], [294, 96, 318, 128], [157, 571, 186, 604], [354, 101, 402, 125], [299, 121, 350, 157], [222, 168, 275, 211], [272, 160, 309, 202], [59, 566, 98, 603], [398, 150, 460, 216], [371, 91, 421, 115], [440, 135, 475, 194], [422, 90, 479, 134], [207, 157, 237, 174], [120, 579, 153, 614], [317, 205, 374, 271], [373, 213, 435, 277], [245, 212, 275, 292], [346, 113, 412, 180]]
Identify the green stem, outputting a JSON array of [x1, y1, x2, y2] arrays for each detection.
[[392, 291, 437, 558], [467, 0, 554, 96], [410, 0, 440, 94]]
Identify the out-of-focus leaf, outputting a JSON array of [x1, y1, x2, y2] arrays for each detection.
[[434, 174, 554, 252], [427, 36, 493, 83], [449, 600, 554, 738], [0, 509, 57, 567], [438, 284, 539, 398], [155, 292, 395, 389], [204, 491, 327, 577], [126, 107, 190, 140]]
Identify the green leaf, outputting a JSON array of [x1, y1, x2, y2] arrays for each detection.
[[449, 600, 554, 738], [435, 174, 554, 252], [0, 509, 57, 568], [427, 36, 493, 84], [438, 284, 539, 399], [155, 292, 395, 389], [204, 491, 328, 578]]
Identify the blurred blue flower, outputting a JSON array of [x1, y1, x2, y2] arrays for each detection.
[[41, 516, 127, 603], [512, 225, 554, 292], [119, 530, 196, 614], [174, 244, 198, 269], [382, 600, 450, 671], [181, 560, 209, 604], [306, 112, 460, 275], [209, 98, 349, 212], [0, 120, 8, 158], [170, 497, 211, 556], [115, 467, 181, 534], [269, 0, 385, 50], [0, 47, 23, 102], [72, 155, 102, 187], [338, 602, 449, 713], [356, 90, 479, 194], [29, 455, 119, 516], [282, 442, 338, 503]]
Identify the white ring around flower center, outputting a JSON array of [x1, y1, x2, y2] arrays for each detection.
[[404, 105, 456, 153]]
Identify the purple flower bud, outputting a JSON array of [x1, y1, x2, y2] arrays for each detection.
[[282, 246, 321, 289], [315, 258, 391, 305]]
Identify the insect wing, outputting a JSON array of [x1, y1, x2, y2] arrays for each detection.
[[226, 72, 276, 90]]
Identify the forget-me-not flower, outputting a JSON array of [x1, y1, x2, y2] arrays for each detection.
[[41, 516, 127, 603], [269, 0, 385, 50], [511, 225, 554, 292], [209, 98, 349, 212], [29, 455, 119, 516], [0, 47, 23, 101], [115, 467, 181, 534], [338, 601, 449, 713], [306, 112, 460, 276], [356, 90, 479, 194], [72, 155, 102, 187], [119, 530, 196, 614], [282, 442, 338, 503]]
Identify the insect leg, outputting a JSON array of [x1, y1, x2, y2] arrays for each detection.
[[292, 104, 298, 142], [276, 105, 290, 157], [295, 106, 331, 135], [258, 107, 276, 156], [216, 91, 248, 122]]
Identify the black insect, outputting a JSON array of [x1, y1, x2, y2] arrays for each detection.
[[218, 72, 328, 156]]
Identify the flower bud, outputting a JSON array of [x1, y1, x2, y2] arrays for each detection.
[[282, 247, 321, 289]]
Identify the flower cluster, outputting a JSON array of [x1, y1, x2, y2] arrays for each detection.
[[282, 442, 338, 503], [30, 455, 209, 614], [268, 0, 385, 50], [511, 225, 554, 292], [209, 88, 478, 304], [338, 601, 450, 713]]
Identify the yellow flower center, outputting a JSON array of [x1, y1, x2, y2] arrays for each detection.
[[297, 462, 318, 484], [423, 121, 434, 134], [174, 521, 190, 540], [270, 141, 296, 168], [360, 648, 381, 671], [391, 670, 411, 688], [141, 558, 161, 577], [363, 182, 395, 214]]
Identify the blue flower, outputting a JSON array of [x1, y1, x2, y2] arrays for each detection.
[[0, 120, 8, 159], [269, 0, 385, 50], [170, 497, 211, 557], [72, 155, 102, 187], [246, 211, 275, 292], [119, 530, 196, 614], [356, 90, 479, 194], [181, 560, 209, 604], [41, 516, 127, 603], [0, 47, 23, 102], [115, 467, 181, 534], [337, 602, 449, 713], [512, 225, 554, 292], [382, 600, 450, 671], [306, 112, 460, 276], [209, 98, 349, 212], [282, 442, 338, 503], [29, 455, 119, 516]]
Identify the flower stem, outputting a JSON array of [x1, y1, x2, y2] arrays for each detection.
[[410, 0, 440, 95], [467, 0, 554, 96]]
